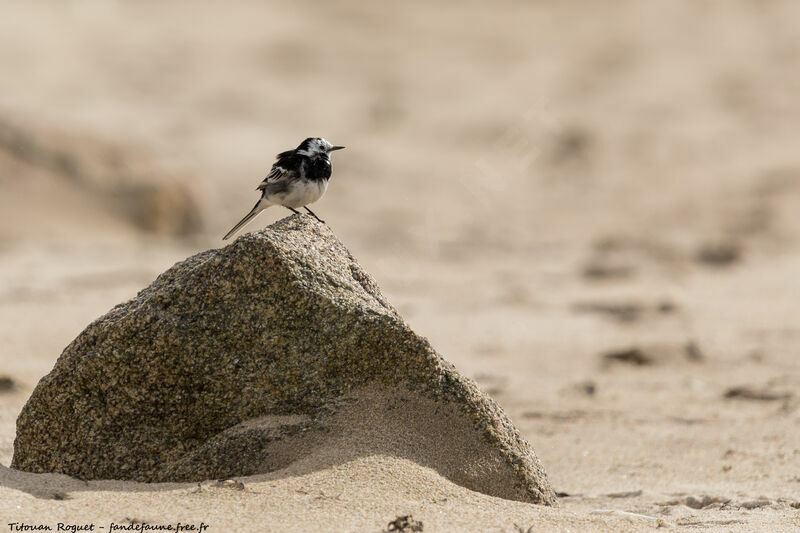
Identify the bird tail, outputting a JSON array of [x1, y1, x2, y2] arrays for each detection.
[[222, 200, 269, 240]]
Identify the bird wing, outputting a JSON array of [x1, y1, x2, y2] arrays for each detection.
[[256, 151, 300, 191], [256, 164, 289, 190]]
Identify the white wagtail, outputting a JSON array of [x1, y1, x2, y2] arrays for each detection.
[[223, 137, 344, 240]]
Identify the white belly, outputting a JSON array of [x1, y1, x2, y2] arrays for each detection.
[[269, 179, 328, 208]]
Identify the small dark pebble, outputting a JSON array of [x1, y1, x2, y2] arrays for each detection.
[[386, 515, 423, 532], [685, 495, 730, 509], [695, 241, 741, 266], [657, 300, 678, 313], [577, 381, 596, 396], [0, 375, 15, 392], [603, 348, 653, 366], [685, 341, 704, 362], [572, 302, 643, 323], [582, 263, 635, 280], [723, 387, 791, 402], [549, 127, 593, 165]]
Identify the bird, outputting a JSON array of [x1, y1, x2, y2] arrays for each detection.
[[223, 137, 345, 240]]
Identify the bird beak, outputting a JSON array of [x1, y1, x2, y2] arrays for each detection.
[[329, 145, 345, 151]]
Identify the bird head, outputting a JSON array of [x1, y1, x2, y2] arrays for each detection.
[[296, 137, 345, 158]]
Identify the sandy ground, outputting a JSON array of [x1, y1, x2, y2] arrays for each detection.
[[1, 0, 800, 531]]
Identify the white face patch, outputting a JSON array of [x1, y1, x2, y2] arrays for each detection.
[[297, 138, 332, 157]]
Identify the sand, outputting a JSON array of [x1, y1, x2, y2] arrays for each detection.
[[1, 0, 800, 531]]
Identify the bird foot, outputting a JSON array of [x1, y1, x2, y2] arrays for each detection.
[[303, 207, 325, 224]]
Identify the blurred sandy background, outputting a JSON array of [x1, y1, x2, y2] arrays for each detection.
[[1, 1, 800, 531]]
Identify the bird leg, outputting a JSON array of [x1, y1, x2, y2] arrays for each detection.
[[303, 206, 326, 224], [286, 207, 301, 215]]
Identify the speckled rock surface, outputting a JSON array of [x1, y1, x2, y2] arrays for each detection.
[[12, 215, 555, 504]]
